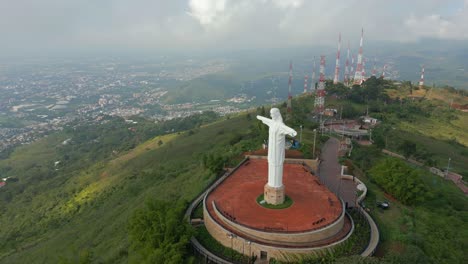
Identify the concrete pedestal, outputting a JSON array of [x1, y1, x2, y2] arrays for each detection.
[[264, 184, 285, 205]]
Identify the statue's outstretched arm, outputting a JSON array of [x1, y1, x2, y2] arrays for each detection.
[[256, 115, 273, 126], [280, 125, 297, 137]]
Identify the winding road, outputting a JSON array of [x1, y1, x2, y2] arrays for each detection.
[[319, 137, 357, 208]]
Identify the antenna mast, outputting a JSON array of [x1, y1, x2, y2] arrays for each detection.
[[303, 74, 309, 94], [353, 28, 365, 85], [381, 64, 387, 78], [311, 56, 316, 93], [372, 58, 377, 77], [333, 33, 341, 84], [287, 61, 293, 112], [419, 65, 425, 89], [344, 41, 350, 86], [314, 56, 326, 114]]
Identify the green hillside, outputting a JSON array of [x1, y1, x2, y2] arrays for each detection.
[[162, 74, 241, 104], [0, 111, 266, 263]]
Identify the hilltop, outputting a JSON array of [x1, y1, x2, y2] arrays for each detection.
[[0, 77, 466, 263]]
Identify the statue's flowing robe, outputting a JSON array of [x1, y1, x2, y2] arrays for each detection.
[[257, 116, 296, 187]]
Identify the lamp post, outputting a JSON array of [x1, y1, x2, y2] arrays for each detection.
[[227, 233, 237, 260], [446, 157, 451, 179], [246, 241, 252, 264], [341, 120, 345, 139], [299, 125, 303, 142], [313, 129, 317, 159], [242, 240, 244, 258]]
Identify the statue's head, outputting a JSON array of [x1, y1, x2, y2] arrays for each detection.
[[270, 108, 283, 122]]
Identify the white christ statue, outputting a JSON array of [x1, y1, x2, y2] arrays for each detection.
[[257, 108, 297, 188]]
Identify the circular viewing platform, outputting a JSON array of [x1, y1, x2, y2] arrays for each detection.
[[203, 158, 353, 261]]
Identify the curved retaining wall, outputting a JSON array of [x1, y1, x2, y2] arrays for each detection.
[[186, 161, 375, 262], [204, 199, 354, 262], [211, 200, 346, 246], [339, 166, 379, 257]]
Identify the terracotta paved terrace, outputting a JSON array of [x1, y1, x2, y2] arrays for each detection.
[[206, 158, 343, 232]]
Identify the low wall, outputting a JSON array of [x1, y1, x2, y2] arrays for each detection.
[[204, 202, 354, 262], [212, 200, 346, 246], [246, 155, 319, 174], [340, 166, 367, 204], [339, 165, 379, 257]]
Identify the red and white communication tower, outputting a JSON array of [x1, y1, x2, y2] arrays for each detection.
[[314, 56, 326, 114], [351, 55, 355, 78], [362, 57, 366, 80], [303, 75, 308, 94], [311, 56, 316, 92], [419, 65, 425, 89], [372, 58, 377, 77], [344, 41, 350, 86], [381, 64, 387, 78], [353, 28, 365, 85], [287, 61, 293, 112], [333, 33, 342, 84]]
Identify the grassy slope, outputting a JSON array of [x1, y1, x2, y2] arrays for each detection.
[[162, 74, 240, 104], [346, 87, 468, 263], [400, 88, 468, 147], [386, 129, 468, 174], [382, 86, 468, 174], [398, 114, 468, 146], [0, 115, 256, 263], [354, 161, 468, 264]]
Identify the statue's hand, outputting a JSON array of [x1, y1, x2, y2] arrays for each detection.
[[290, 130, 297, 137], [256, 115, 272, 125]]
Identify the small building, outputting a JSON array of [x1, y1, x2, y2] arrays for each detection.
[[323, 108, 337, 117], [362, 116, 378, 125]]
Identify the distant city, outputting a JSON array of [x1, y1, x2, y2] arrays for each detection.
[[1, 38, 466, 153], [0, 58, 255, 151]]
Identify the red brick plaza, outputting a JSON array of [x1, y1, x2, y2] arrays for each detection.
[[206, 158, 346, 234]]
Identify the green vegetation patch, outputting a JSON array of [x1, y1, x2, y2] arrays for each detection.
[[0, 111, 269, 263], [256, 194, 293, 209], [192, 202, 204, 219], [369, 158, 430, 205], [350, 146, 468, 264], [271, 209, 371, 263], [195, 226, 251, 263], [128, 200, 192, 263]]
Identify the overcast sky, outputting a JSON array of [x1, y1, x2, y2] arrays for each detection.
[[1, 0, 467, 56]]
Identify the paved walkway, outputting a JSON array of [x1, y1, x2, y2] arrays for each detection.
[[319, 138, 380, 257], [319, 138, 356, 207]]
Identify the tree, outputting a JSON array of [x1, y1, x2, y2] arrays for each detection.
[[369, 158, 429, 205], [341, 102, 360, 119], [128, 200, 193, 263], [399, 140, 417, 159], [201, 153, 226, 174]]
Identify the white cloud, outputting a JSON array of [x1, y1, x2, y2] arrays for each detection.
[[271, 0, 304, 9], [404, 2, 468, 40], [188, 0, 227, 26], [0, 0, 467, 55]]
